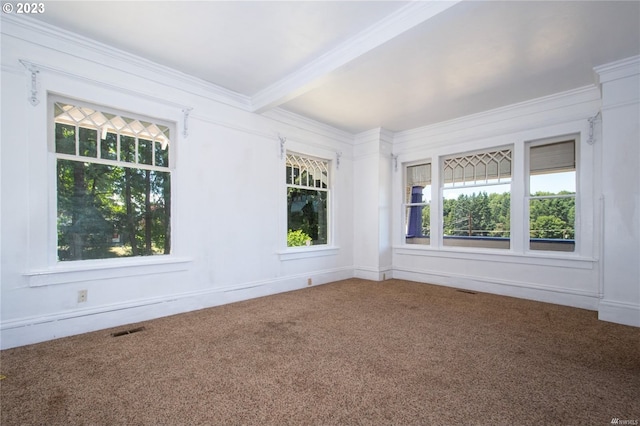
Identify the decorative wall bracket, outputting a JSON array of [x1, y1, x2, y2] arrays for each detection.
[[391, 154, 399, 172], [336, 151, 342, 170], [279, 134, 287, 159], [182, 108, 193, 138], [587, 111, 601, 145], [19, 60, 40, 106]]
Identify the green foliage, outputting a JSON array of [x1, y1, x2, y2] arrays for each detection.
[[421, 204, 431, 236], [443, 192, 510, 237], [530, 215, 571, 239], [287, 187, 327, 245], [442, 189, 574, 240], [287, 229, 312, 247], [57, 158, 170, 261], [529, 194, 575, 239]]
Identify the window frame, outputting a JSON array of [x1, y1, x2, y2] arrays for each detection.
[[525, 135, 579, 253], [284, 150, 332, 249], [403, 160, 432, 245], [439, 145, 513, 250], [48, 95, 176, 263]]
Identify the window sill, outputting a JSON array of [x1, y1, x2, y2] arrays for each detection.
[[394, 245, 595, 269], [24, 256, 192, 287], [278, 246, 340, 261]]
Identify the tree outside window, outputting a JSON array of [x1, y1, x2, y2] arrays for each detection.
[[528, 140, 576, 252], [53, 100, 172, 261], [442, 148, 512, 249], [286, 153, 329, 247]]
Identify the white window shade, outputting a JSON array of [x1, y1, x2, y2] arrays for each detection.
[[407, 163, 431, 187], [530, 140, 575, 175]]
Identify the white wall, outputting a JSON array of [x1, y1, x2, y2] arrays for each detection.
[[596, 57, 640, 327], [390, 86, 604, 310], [2, 17, 637, 349], [0, 17, 355, 349], [353, 128, 394, 281]]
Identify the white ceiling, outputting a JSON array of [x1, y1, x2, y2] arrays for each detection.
[[33, 1, 640, 134]]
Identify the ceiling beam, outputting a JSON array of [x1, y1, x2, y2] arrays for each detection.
[[250, 0, 462, 114]]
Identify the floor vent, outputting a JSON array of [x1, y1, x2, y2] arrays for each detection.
[[111, 326, 145, 337], [456, 289, 477, 295]]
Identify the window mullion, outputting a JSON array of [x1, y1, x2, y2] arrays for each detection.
[[75, 124, 80, 156], [510, 142, 525, 253]]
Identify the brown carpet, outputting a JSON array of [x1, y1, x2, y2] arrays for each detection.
[[1, 278, 638, 425]]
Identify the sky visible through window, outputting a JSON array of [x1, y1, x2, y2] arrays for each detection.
[[431, 171, 575, 200]]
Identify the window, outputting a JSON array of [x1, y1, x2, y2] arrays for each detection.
[[286, 153, 329, 247], [528, 139, 576, 252], [53, 99, 172, 261], [442, 148, 511, 249], [405, 162, 431, 245]]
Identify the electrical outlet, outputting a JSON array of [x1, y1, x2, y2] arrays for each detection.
[[307, 278, 312, 286], [77, 289, 87, 303]]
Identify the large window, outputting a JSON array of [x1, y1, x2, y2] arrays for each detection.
[[405, 162, 431, 245], [528, 139, 576, 252], [53, 100, 172, 261], [286, 153, 329, 247], [442, 148, 512, 249]]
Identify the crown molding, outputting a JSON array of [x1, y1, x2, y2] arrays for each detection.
[[1, 14, 252, 111], [250, 0, 462, 114], [263, 107, 355, 147], [595, 55, 640, 84], [393, 85, 601, 148]]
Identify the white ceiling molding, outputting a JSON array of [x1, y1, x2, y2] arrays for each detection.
[[594, 55, 640, 84], [250, 0, 462, 114], [393, 85, 602, 150], [1, 14, 252, 111]]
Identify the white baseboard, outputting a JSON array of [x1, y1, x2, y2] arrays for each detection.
[[392, 267, 600, 311], [0, 267, 353, 350], [598, 299, 640, 327], [354, 267, 392, 281]]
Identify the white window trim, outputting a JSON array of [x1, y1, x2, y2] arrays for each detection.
[[524, 134, 580, 255], [44, 94, 182, 272], [279, 145, 340, 260], [397, 127, 593, 262], [439, 144, 514, 250], [24, 256, 192, 287], [403, 160, 432, 245]]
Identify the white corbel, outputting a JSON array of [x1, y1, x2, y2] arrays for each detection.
[[19, 60, 40, 106], [182, 108, 193, 138], [391, 154, 399, 172], [279, 134, 287, 159], [336, 151, 342, 170], [587, 111, 601, 145]]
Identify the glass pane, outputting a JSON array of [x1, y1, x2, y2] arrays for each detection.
[[101, 132, 118, 161], [530, 171, 575, 196], [442, 185, 510, 249], [155, 141, 169, 168], [138, 139, 153, 165], [121, 135, 136, 163], [529, 197, 575, 252], [405, 205, 430, 245], [79, 127, 97, 158], [57, 159, 171, 261], [55, 123, 76, 155], [285, 154, 329, 189], [444, 149, 511, 185], [287, 188, 327, 246]]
